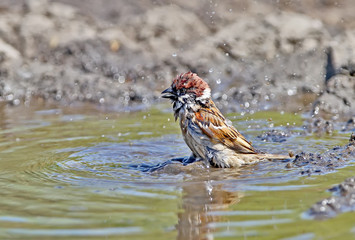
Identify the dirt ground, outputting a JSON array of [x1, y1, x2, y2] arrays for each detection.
[[0, 0, 354, 118]]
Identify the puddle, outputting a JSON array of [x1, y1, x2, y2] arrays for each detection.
[[0, 104, 354, 239]]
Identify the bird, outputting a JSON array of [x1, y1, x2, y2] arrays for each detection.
[[161, 72, 290, 168]]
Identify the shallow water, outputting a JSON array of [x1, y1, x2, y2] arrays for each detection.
[[0, 103, 354, 240]]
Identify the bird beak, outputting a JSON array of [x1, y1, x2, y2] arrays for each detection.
[[161, 87, 177, 100]]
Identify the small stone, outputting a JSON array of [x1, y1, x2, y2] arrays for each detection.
[[285, 162, 293, 168]]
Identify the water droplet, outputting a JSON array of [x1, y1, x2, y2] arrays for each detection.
[[287, 89, 296, 96], [99, 98, 105, 104], [216, 79, 221, 84], [209, 68, 214, 73], [118, 75, 125, 84], [142, 97, 148, 104], [6, 94, 14, 101], [13, 99, 20, 105], [172, 53, 177, 57], [314, 106, 319, 115]]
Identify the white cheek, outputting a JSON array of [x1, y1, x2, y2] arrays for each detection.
[[196, 88, 211, 101]]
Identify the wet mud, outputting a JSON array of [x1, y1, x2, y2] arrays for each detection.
[[308, 177, 355, 219], [287, 134, 355, 176], [257, 129, 292, 143], [307, 144, 355, 219], [342, 117, 355, 132]]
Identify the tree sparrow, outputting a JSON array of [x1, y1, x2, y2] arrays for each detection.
[[162, 72, 290, 168]]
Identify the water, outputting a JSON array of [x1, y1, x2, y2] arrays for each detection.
[[0, 103, 354, 239]]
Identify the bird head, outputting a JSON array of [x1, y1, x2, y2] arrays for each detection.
[[161, 72, 211, 106]]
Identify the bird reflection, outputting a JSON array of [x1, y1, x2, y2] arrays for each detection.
[[176, 175, 243, 240], [0, 103, 6, 130]]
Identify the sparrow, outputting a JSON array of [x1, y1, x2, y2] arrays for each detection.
[[161, 72, 290, 168]]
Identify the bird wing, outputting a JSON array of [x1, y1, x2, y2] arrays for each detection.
[[195, 102, 256, 154]]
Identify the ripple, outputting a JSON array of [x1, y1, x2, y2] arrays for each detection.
[[5, 227, 142, 237], [0, 216, 88, 225], [25, 133, 311, 191], [208, 218, 293, 228], [36, 135, 192, 188], [207, 209, 293, 216], [281, 233, 315, 240], [1, 105, 354, 239]]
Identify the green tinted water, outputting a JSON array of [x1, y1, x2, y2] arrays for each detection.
[[0, 104, 354, 239]]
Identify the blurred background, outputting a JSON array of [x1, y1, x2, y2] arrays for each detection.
[[0, 0, 354, 118]]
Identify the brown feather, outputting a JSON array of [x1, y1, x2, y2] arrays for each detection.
[[195, 100, 256, 154]]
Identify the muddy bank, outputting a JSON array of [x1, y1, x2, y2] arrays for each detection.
[[305, 135, 355, 219], [284, 133, 355, 175], [308, 177, 355, 219], [0, 0, 354, 117], [307, 160, 355, 220], [312, 72, 355, 119]]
